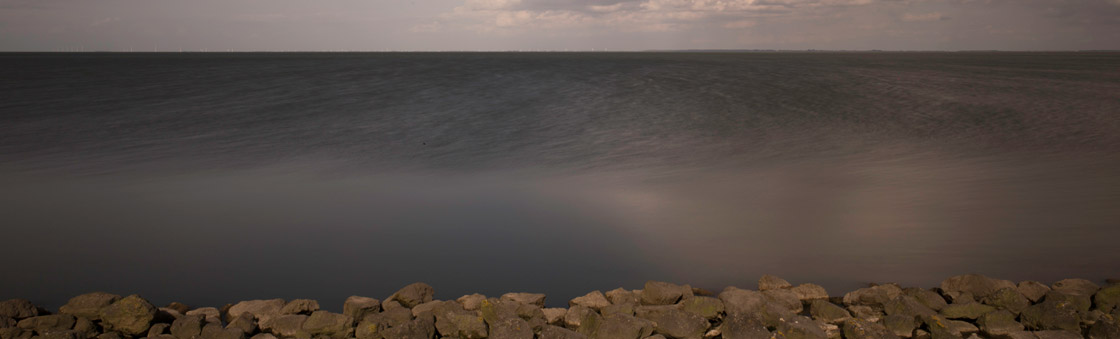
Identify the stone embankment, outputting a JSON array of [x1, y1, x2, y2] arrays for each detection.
[[2, 274, 1119, 339]]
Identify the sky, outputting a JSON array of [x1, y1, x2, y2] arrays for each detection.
[[1, 0, 1118, 51]]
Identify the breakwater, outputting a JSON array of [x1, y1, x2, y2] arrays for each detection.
[[2, 274, 1118, 339]]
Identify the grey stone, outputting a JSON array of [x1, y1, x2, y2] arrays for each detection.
[[903, 288, 948, 312], [718, 287, 766, 315], [606, 289, 641, 306], [791, 284, 829, 302], [809, 300, 850, 325], [259, 314, 308, 338], [641, 282, 691, 306], [719, 313, 770, 339], [280, 299, 320, 315], [1094, 284, 1120, 313], [490, 317, 533, 339], [676, 296, 723, 320], [759, 275, 792, 291], [763, 289, 803, 313], [939, 303, 995, 320], [634, 305, 708, 339], [882, 314, 917, 338], [171, 315, 205, 339], [501, 293, 546, 307], [0, 300, 37, 321], [184, 307, 221, 324], [1018, 281, 1052, 303], [59, 293, 120, 320], [227, 299, 285, 325], [390, 283, 436, 308], [543, 308, 568, 325], [571, 291, 612, 310], [843, 285, 903, 309], [98, 295, 156, 336], [977, 310, 1024, 337], [940, 275, 1016, 301], [842, 318, 899, 339], [1051, 278, 1100, 296], [541, 325, 588, 339], [456, 294, 486, 311], [226, 312, 258, 335]]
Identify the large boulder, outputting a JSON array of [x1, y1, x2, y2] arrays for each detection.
[[718, 287, 766, 315], [259, 314, 308, 338], [980, 288, 1031, 315], [578, 312, 654, 339], [759, 275, 792, 291], [435, 310, 486, 339], [358, 307, 413, 335], [902, 288, 948, 311], [762, 289, 803, 313], [606, 289, 640, 306], [565, 305, 595, 329], [389, 283, 435, 308], [1018, 281, 1052, 303], [883, 296, 936, 318], [841, 318, 898, 339], [790, 284, 829, 302], [977, 310, 1024, 337], [58, 293, 121, 320], [279, 299, 319, 315], [480, 299, 521, 327], [491, 317, 533, 339], [344, 296, 381, 321], [227, 299, 285, 325], [502, 293, 546, 307], [301, 311, 351, 339], [99, 295, 156, 336], [1088, 314, 1120, 339], [676, 296, 723, 320], [1051, 278, 1099, 296], [184, 307, 221, 324], [641, 282, 691, 306], [541, 325, 588, 339], [1020, 300, 1082, 332], [1093, 284, 1120, 313], [939, 275, 1016, 301], [543, 308, 567, 325], [17, 314, 76, 334], [457, 294, 487, 311], [571, 291, 611, 310], [809, 300, 850, 325], [774, 315, 827, 339], [881, 314, 916, 338], [170, 315, 205, 339], [226, 313, 258, 335], [720, 313, 770, 339], [379, 314, 435, 339], [939, 302, 995, 320], [843, 285, 903, 309], [0, 300, 38, 320], [634, 305, 708, 339]]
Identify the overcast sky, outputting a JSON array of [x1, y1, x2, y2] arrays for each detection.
[[1, 0, 1118, 51]]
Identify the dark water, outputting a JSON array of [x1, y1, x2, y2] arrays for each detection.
[[2, 52, 1119, 310]]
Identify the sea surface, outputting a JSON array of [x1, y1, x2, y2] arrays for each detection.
[[2, 52, 1119, 310]]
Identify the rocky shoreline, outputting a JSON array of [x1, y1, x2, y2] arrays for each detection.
[[2, 274, 1118, 339]]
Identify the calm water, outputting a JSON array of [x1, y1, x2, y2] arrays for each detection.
[[2, 52, 1119, 310]]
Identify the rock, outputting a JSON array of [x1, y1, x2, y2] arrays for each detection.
[[940, 275, 1016, 301], [903, 288, 948, 312], [279, 299, 319, 315], [156, 307, 184, 324], [634, 305, 709, 339], [759, 275, 792, 291], [774, 315, 827, 339], [1, 317, 13, 328], [565, 305, 594, 329], [148, 323, 171, 337], [1088, 314, 1120, 339], [719, 313, 770, 339], [382, 300, 405, 311], [763, 289, 803, 313], [457, 294, 486, 311], [912, 329, 931, 339], [676, 296, 723, 320], [980, 288, 1031, 315], [1051, 278, 1100, 296], [202, 323, 247, 339], [434, 310, 487, 339], [718, 287, 766, 315], [491, 317, 533, 339], [480, 299, 521, 327], [259, 314, 307, 338], [184, 307, 221, 324], [541, 325, 588, 339], [882, 314, 917, 338], [412, 300, 452, 318], [379, 313, 435, 339], [165, 302, 191, 314], [884, 296, 937, 318], [543, 308, 568, 325], [227, 299, 285, 325], [1018, 281, 1052, 303], [502, 293, 547, 307], [250, 334, 278, 339], [359, 307, 413, 334], [641, 282, 691, 306], [301, 310, 351, 339], [96, 333, 123, 339], [791, 284, 829, 302], [170, 315, 205, 339], [58, 293, 120, 320], [226, 312, 257, 335], [846, 305, 882, 322], [1032, 330, 1083, 339], [919, 314, 959, 339], [607, 289, 641, 306], [571, 291, 612, 310], [1094, 284, 1120, 313], [842, 284, 903, 309], [1020, 299, 1082, 332], [0, 300, 39, 321], [0, 327, 29, 339], [579, 312, 654, 339], [939, 303, 995, 319], [389, 283, 435, 308], [98, 295, 156, 336], [602, 303, 636, 317], [17, 314, 76, 334], [841, 318, 898, 339], [947, 320, 978, 336], [343, 296, 381, 321], [809, 300, 850, 324], [977, 310, 1024, 337]]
